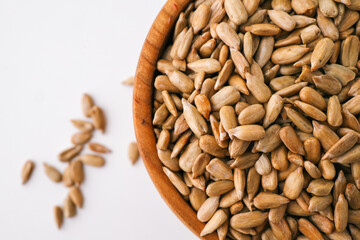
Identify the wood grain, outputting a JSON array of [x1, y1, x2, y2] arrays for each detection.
[[133, 0, 219, 239]]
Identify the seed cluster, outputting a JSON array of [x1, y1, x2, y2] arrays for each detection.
[[21, 94, 109, 229], [153, 0, 360, 239]]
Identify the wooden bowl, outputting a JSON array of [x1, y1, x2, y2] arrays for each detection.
[[133, 0, 218, 239]]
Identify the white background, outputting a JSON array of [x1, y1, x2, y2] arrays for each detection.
[[0, 0, 196, 239]]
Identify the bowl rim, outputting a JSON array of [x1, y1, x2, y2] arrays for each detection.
[[133, 0, 218, 239]]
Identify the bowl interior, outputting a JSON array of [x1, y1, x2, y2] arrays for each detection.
[[133, 0, 218, 239]]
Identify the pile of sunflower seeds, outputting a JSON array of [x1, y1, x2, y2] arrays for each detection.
[[153, 0, 360, 239], [21, 94, 109, 229]]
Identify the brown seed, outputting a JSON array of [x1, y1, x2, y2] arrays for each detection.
[[304, 161, 321, 179], [310, 214, 334, 234], [262, 168, 278, 191], [279, 126, 305, 155], [327, 95, 343, 127], [272, 145, 290, 170], [284, 167, 304, 199], [62, 164, 73, 187], [54, 206, 63, 229], [345, 183, 360, 209], [82, 93, 94, 118], [43, 163, 62, 183], [21, 160, 34, 184], [78, 154, 105, 167], [322, 132, 358, 160], [58, 145, 83, 162], [299, 87, 326, 111], [244, 24, 281, 36], [307, 179, 334, 196], [270, 217, 292, 240], [88, 142, 111, 154], [312, 121, 339, 151], [298, 218, 324, 240], [331, 145, 360, 164], [308, 195, 333, 212], [90, 106, 106, 133], [64, 195, 76, 218], [304, 137, 321, 164], [69, 186, 84, 208], [291, 0, 316, 15], [189, 188, 207, 211], [230, 211, 269, 229], [71, 132, 92, 145], [284, 107, 312, 133], [216, 22, 240, 50], [335, 193, 348, 232], [255, 36, 275, 68], [263, 94, 283, 128], [254, 192, 289, 209], [312, 75, 342, 95], [210, 86, 240, 111], [70, 160, 84, 185], [317, 9, 339, 41]]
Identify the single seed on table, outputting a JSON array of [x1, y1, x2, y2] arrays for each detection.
[[88, 142, 111, 154], [21, 160, 34, 184], [54, 206, 63, 229], [78, 154, 105, 167], [128, 142, 139, 165]]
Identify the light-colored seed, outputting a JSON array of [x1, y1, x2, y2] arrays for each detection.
[[245, 72, 271, 103], [230, 48, 249, 79], [275, 82, 308, 97], [154, 75, 181, 93], [215, 60, 234, 90], [210, 86, 240, 111], [269, 218, 292, 240], [304, 161, 321, 179], [323, 64, 356, 86], [206, 158, 233, 181], [255, 36, 275, 68], [323, 132, 358, 160], [206, 180, 234, 197], [268, 9, 296, 31], [179, 140, 202, 172], [167, 70, 194, 94], [128, 142, 139, 165], [262, 168, 278, 191], [43, 163, 62, 183], [313, 121, 339, 151], [255, 154, 272, 175], [200, 209, 227, 236], [219, 106, 237, 133], [187, 58, 222, 74], [21, 160, 34, 184], [300, 25, 321, 44], [158, 149, 180, 172], [269, 204, 288, 223], [197, 196, 220, 222], [191, 4, 211, 34], [341, 35, 359, 67], [310, 214, 334, 234], [182, 98, 208, 138], [238, 104, 265, 125], [327, 95, 343, 127], [69, 186, 84, 208], [331, 144, 360, 164], [71, 119, 94, 132], [90, 105, 106, 133], [189, 188, 207, 211], [230, 211, 269, 229], [54, 206, 63, 229], [284, 107, 312, 133], [254, 192, 289, 209], [177, 28, 193, 60], [64, 195, 76, 218], [82, 93, 94, 118], [234, 168, 245, 200], [272, 45, 310, 65], [216, 22, 240, 50], [78, 154, 105, 167], [228, 125, 265, 141]]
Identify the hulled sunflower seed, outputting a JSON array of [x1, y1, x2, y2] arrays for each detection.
[[21, 160, 34, 184]]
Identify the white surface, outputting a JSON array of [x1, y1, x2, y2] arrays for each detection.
[[0, 0, 196, 239]]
